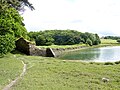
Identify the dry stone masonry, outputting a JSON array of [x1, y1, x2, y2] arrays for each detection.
[[15, 38, 87, 57]]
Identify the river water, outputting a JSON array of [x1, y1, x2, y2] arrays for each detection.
[[59, 46, 120, 62]]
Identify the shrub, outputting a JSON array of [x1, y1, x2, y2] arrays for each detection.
[[117, 39, 120, 43], [0, 34, 15, 56], [115, 61, 120, 64], [86, 38, 93, 46], [104, 62, 114, 65]]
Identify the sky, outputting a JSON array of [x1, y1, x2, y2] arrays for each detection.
[[22, 0, 120, 36]]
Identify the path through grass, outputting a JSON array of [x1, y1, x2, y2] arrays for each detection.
[[10, 55, 120, 90], [0, 54, 23, 90]]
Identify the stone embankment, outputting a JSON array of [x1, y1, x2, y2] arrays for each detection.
[[52, 46, 87, 57], [15, 38, 87, 57]]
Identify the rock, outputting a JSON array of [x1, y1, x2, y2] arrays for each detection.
[[102, 78, 109, 82]]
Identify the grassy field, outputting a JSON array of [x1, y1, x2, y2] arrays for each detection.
[[0, 54, 23, 89], [0, 53, 119, 90], [1, 39, 120, 90], [37, 44, 87, 49], [101, 39, 118, 44]]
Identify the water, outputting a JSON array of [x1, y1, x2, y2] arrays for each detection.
[[59, 46, 120, 62]]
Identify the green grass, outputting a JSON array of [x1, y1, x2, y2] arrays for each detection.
[[0, 54, 117, 90], [1, 39, 120, 89], [36, 44, 87, 49], [101, 39, 118, 44], [0, 53, 23, 89]]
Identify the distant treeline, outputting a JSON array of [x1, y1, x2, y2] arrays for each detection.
[[28, 30, 101, 46], [103, 36, 120, 40]]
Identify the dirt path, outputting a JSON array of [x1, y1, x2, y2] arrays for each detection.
[[3, 61, 27, 90]]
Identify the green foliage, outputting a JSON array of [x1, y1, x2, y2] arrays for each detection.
[[114, 61, 120, 64], [0, 8, 27, 38], [28, 30, 101, 46], [117, 39, 120, 43], [0, 7, 28, 55], [0, 34, 15, 56], [104, 36, 120, 40], [86, 38, 93, 46], [94, 34, 101, 45], [35, 34, 54, 46], [0, 0, 34, 11], [104, 62, 114, 65], [36, 35, 46, 46]]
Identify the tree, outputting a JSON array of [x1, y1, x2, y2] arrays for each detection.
[[86, 38, 93, 46], [0, 0, 34, 56], [36, 35, 46, 46], [0, 0, 34, 11], [0, 34, 15, 56], [117, 39, 120, 43], [0, 7, 28, 55], [94, 34, 101, 45], [28, 30, 101, 46], [0, 7, 27, 38]]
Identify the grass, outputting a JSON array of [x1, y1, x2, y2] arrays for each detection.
[[36, 44, 87, 49], [0, 54, 117, 90], [1, 39, 120, 90], [0, 53, 23, 89], [101, 39, 118, 44]]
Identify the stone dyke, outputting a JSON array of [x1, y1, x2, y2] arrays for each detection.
[[15, 38, 87, 57], [52, 46, 87, 57], [15, 38, 46, 56]]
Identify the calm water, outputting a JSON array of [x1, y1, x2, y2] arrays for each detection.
[[59, 46, 120, 62]]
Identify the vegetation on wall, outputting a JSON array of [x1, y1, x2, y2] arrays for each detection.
[[28, 30, 101, 46]]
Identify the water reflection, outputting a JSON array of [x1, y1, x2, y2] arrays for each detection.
[[59, 46, 120, 62]]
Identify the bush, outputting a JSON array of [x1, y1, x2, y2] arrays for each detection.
[[0, 34, 15, 56], [117, 39, 120, 43], [115, 61, 120, 64], [104, 62, 114, 65], [86, 38, 93, 46], [0, 8, 27, 38], [35, 35, 46, 46]]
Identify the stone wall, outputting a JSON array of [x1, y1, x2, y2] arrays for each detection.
[[15, 38, 87, 57], [15, 38, 53, 57], [29, 45, 46, 56], [52, 46, 87, 57], [15, 38, 30, 55], [15, 38, 46, 56]]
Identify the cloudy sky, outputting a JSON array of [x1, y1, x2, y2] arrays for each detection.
[[22, 0, 120, 36]]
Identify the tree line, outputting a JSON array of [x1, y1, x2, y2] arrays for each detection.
[[103, 36, 120, 40], [28, 30, 101, 46], [103, 36, 120, 43]]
